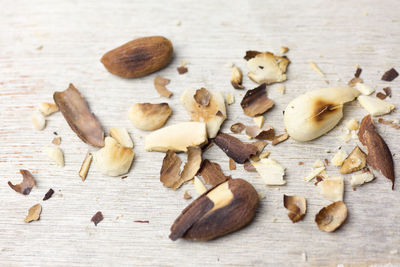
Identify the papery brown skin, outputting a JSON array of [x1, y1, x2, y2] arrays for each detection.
[[283, 195, 306, 223], [230, 123, 246, 134], [169, 178, 259, 241], [358, 115, 395, 189], [214, 133, 258, 164], [173, 147, 202, 189], [240, 83, 274, 117], [91, 211, 104, 226], [54, 84, 104, 147], [244, 50, 262, 61], [199, 159, 230, 186], [8, 170, 36, 195], [315, 201, 347, 232], [101, 36, 173, 78], [194, 88, 211, 106], [160, 150, 182, 188]]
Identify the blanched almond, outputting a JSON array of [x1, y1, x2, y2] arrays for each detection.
[[350, 170, 375, 188], [331, 150, 348, 166], [128, 103, 172, 131], [109, 128, 133, 148]]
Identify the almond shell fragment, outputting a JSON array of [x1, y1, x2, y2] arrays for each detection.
[[24, 204, 42, 223], [315, 201, 347, 232], [199, 159, 230, 186], [214, 133, 258, 164], [8, 169, 36, 195], [154, 76, 173, 98], [283, 195, 307, 223], [240, 83, 274, 117]]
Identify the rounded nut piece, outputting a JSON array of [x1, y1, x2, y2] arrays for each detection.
[[128, 103, 172, 131], [101, 36, 173, 78]]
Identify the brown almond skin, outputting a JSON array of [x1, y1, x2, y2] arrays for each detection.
[[101, 36, 173, 78]]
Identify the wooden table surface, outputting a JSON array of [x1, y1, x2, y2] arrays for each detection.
[[1, 0, 399, 266]]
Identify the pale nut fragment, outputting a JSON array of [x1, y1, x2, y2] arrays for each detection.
[[45, 146, 64, 167], [304, 167, 325, 182], [194, 177, 207, 195], [315, 201, 347, 232], [331, 150, 348, 166], [225, 93, 235, 105], [346, 119, 359, 131], [109, 128, 133, 148], [354, 82, 374, 95], [79, 152, 93, 181], [271, 133, 289, 146], [231, 66, 244, 89], [252, 158, 286, 185], [145, 122, 207, 152], [284, 86, 360, 141], [318, 176, 344, 202], [52, 137, 61, 145], [350, 170, 375, 188], [277, 85, 286, 94], [357, 95, 395, 116], [181, 88, 226, 138], [154, 76, 172, 98], [253, 116, 264, 128], [309, 61, 325, 78], [24, 203, 42, 223], [93, 137, 134, 176], [280, 46, 289, 54], [128, 103, 172, 131], [340, 146, 367, 174], [39, 102, 59, 116], [246, 51, 290, 84], [313, 159, 325, 168], [283, 195, 307, 223], [32, 111, 46, 131]]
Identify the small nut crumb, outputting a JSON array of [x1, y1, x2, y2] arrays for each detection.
[[45, 146, 64, 167], [346, 119, 359, 130], [332, 150, 348, 166], [309, 61, 325, 78], [276, 85, 286, 94], [24, 203, 42, 223], [258, 192, 266, 199], [194, 177, 207, 195], [259, 151, 270, 159], [231, 66, 244, 89], [253, 116, 264, 128], [32, 111, 46, 131], [304, 167, 325, 182], [52, 137, 61, 146], [313, 159, 325, 168], [225, 93, 235, 105], [39, 102, 59, 116], [280, 46, 289, 54], [79, 151, 93, 181], [184, 190, 192, 200]]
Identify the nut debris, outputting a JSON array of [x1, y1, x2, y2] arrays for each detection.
[[244, 161, 257, 172], [54, 83, 104, 147], [309, 61, 325, 78], [184, 190, 192, 200], [52, 137, 61, 145], [250, 140, 268, 162], [377, 117, 400, 129], [318, 176, 344, 202], [160, 150, 182, 188], [79, 152, 93, 181], [178, 147, 202, 188], [8, 169, 36, 195], [280, 46, 289, 54], [240, 83, 275, 117], [231, 66, 244, 89], [93, 137, 134, 177], [45, 146, 64, 167], [348, 77, 363, 87], [346, 119, 359, 131], [32, 111, 46, 131], [358, 115, 395, 189], [129, 103, 172, 131], [253, 116, 264, 128], [39, 102, 59, 116], [276, 85, 286, 94], [383, 87, 392, 98], [252, 158, 286, 185], [246, 51, 290, 84], [284, 86, 360, 141], [199, 159, 230, 186], [110, 128, 133, 148], [24, 204, 42, 223], [214, 133, 258, 164], [340, 146, 367, 174], [313, 160, 325, 168], [225, 93, 235, 105], [304, 167, 325, 182], [332, 150, 348, 166], [43, 188, 54, 201], [194, 177, 207, 195], [181, 88, 226, 138], [246, 125, 274, 140], [283, 195, 307, 223], [177, 66, 188, 74], [381, 68, 398, 81], [91, 211, 104, 226], [354, 67, 362, 78], [350, 170, 375, 188], [357, 95, 394, 116], [145, 122, 207, 152], [315, 201, 347, 232], [229, 158, 236, 170], [154, 76, 173, 98], [354, 82, 374, 95], [169, 179, 258, 241], [101, 36, 173, 78], [272, 133, 289, 145], [230, 122, 246, 134]]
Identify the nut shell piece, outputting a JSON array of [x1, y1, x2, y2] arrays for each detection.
[[128, 103, 172, 131]]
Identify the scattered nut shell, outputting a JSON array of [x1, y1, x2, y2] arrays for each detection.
[[52, 137, 61, 145], [225, 93, 235, 105], [128, 103, 172, 131], [39, 102, 59, 116], [304, 167, 325, 182], [230, 122, 246, 134], [229, 158, 236, 170], [283, 195, 307, 223], [160, 150, 182, 189], [240, 83, 275, 117], [381, 68, 398, 81], [231, 66, 244, 89], [8, 169, 36, 195], [32, 111, 46, 131], [252, 158, 286, 185], [280, 46, 289, 54], [91, 211, 104, 226], [272, 133, 289, 146], [313, 159, 325, 168], [332, 150, 348, 166], [24, 204, 42, 223], [110, 128, 133, 148], [315, 201, 347, 232], [318, 176, 344, 202], [93, 137, 134, 176], [340, 146, 367, 174], [214, 133, 258, 164], [246, 51, 290, 84], [154, 76, 173, 98], [79, 152, 93, 181], [245, 125, 274, 140], [184, 190, 192, 200], [346, 119, 359, 131], [45, 146, 65, 167], [199, 159, 229, 187], [357, 95, 394, 116]]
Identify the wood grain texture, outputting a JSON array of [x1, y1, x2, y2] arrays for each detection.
[[0, 0, 399, 266]]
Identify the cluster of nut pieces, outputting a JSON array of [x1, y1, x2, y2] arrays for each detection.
[[17, 36, 397, 239]]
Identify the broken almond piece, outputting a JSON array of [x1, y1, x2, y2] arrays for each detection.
[[253, 116, 264, 128], [376, 92, 387, 100], [283, 195, 306, 223], [230, 123, 246, 134], [280, 46, 289, 54], [318, 176, 344, 202], [93, 137, 134, 176], [173, 147, 202, 189], [54, 84, 104, 147], [145, 122, 207, 152], [193, 177, 207, 195], [184, 190, 192, 199], [160, 150, 182, 188], [304, 167, 325, 182], [381, 68, 398, 81], [177, 65, 188, 75], [32, 111, 46, 131], [79, 152, 93, 181], [309, 61, 325, 78], [24, 204, 42, 223], [231, 66, 244, 89], [250, 140, 268, 162], [348, 77, 363, 87], [45, 146, 64, 167], [39, 102, 59, 116], [277, 85, 286, 94], [272, 133, 289, 145], [252, 158, 286, 185], [8, 169, 36, 195], [154, 76, 172, 98], [110, 128, 133, 148], [52, 137, 61, 145], [313, 160, 325, 168], [229, 158, 236, 170], [225, 93, 235, 105], [350, 170, 375, 188], [246, 125, 275, 140], [259, 151, 270, 159], [357, 95, 394, 116], [354, 82, 375, 95], [346, 119, 359, 131], [246, 51, 290, 84], [332, 150, 348, 166], [128, 103, 171, 131], [358, 115, 395, 189], [340, 146, 367, 174], [315, 201, 347, 232], [240, 83, 275, 117], [199, 159, 229, 187], [214, 133, 258, 164], [181, 88, 226, 138], [383, 87, 392, 98]]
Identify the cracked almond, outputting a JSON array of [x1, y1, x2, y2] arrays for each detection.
[[246, 125, 274, 140], [45, 146, 64, 167], [318, 176, 344, 202], [240, 83, 274, 117], [32, 111, 46, 131], [358, 95, 394, 116], [315, 201, 347, 232], [350, 170, 375, 188], [252, 158, 286, 185], [283, 195, 306, 223], [199, 159, 229, 186], [160, 150, 182, 188], [272, 133, 289, 145], [231, 66, 244, 89], [129, 103, 172, 131]]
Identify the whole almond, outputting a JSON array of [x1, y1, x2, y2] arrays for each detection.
[[101, 36, 173, 78]]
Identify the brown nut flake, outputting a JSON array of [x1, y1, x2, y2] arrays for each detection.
[[129, 103, 172, 131], [245, 125, 275, 140], [280, 46, 289, 54], [272, 133, 289, 146], [358, 115, 395, 189], [91, 211, 104, 226], [283, 195, 307, 223], [315, 201, 347, 232], [250, 140, 268, 162], [377, 117, 400, 129], [199, 159, 230, 187], [101, 36, 173, 78], [160, 150, 182, 189], [54, 84, 104, 147], [79, 151, 93, 181], [230, 123, 246, 134], [383, 87, 392, 98], [177, 66, 188, 74], [174, 147, 202, 189], [376, 92, 387, 100], [243, 160, 257, 172], [154, 76, 172, 98], [184, 190, 192, 200], [8, 169, 36, 195], [194, 88, 211, 106], [340, 146, 367, 174], [214, 133, 258, 164], [24, 204, 42, 223], [354, 67, 362, 78], [169, 178, 258, 241], [381, 68, 399, 81], [231, 66, 244, 89], [229, 158, 236, 170], [43, 188, 54, 201], [240, 83, 275, 117], [348, 77, 363, 87]]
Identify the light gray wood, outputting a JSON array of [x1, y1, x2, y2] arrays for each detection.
[[0, 0, 399, 266]]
